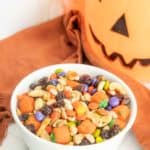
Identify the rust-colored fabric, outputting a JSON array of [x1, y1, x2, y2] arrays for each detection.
[[0, 10, 150, 150], [0, 11, 82, 143]]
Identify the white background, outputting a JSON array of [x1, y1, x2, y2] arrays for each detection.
[[0, 0, 145, 149]]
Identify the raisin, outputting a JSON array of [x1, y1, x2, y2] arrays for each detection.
[[109, 125, 120, 137], [25, 124, 35, 133], [74, 84, 88, 93], [41, 105, 53, 116], [56, 92, 65, 101], [73, 85, 83, 92], [79, 138, 91, 145], [38, 77, 48, 85], [121, 95, 130, 105], [53, 101, 65, 107], [19, 114, 29, 121], [101, 129, 111, 139], [29, 83, 38, 90], [79, 75, 92, 85]]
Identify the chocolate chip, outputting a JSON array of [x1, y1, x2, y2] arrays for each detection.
[[53, 100, 65, 108], [79, 138, 91, 145], [29, 83, 38, 90], [79, 75, 92, 85], [19, 114, 29, 121], [101, 129, 111, 139], [56, 92, 65, 101], [109, 125, 120, 137], [121, 95, 131, 105], [41, 105, 53, 116], [38, 77, 48, 85]]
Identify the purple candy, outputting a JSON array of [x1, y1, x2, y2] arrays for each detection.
[[91, 77, 98, 86], [58, 72, 66, 77], [49, 79, 58, 86], [82, 84, 89, 93], [35, 111, 45, 121], [109, 96, 120, 107]]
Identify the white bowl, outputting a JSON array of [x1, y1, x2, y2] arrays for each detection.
[[11, 64, 137, 150]]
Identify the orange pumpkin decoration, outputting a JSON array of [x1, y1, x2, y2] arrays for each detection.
[[82, 0, 150, 82]]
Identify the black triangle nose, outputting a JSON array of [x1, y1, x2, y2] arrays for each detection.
[[111, 14, 129, 37]]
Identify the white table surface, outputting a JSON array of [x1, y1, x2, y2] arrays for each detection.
[[0, 1, 148, 150]]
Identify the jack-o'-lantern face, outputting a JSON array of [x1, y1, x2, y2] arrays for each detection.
[[83, 0, 150, 82]]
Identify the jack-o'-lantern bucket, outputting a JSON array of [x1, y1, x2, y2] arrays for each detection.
[[65, 0, 150, 82], [83, 0, 150, 82]]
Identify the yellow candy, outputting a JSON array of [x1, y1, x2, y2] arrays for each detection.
[[73, 101, 87, 115], [93, 129, 101, 138], [67, 121, 76, 127], [96, 136, 103, 143]]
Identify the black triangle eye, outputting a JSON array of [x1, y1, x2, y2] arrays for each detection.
[[111, 14, 129, 37]]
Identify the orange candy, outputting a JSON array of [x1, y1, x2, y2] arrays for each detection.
[[78, 119, 96, 134], [76, 114, 87, 121], [66, 109, 76, 117], [53, 125, 71, 144], [46, 126, 52, 134], [91, 91, 108, 103], [113, 105, 130, 121], [88, 102, 99, 110], [50, 111, 61, 122], [73, 101, 87, 115], [66, 80, 80, 88], [115, 119, 126, 129], [64, 90, 71, 99], [25, 115, 41, 131], [18, 94, 34, 114]]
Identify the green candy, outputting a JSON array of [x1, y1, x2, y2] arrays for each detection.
[[55, 68, 64, 74], [109, 118, 116, 128], [96, 136, 103, 143], [50, 133, 55, 142], [93, 129, 101, 138], [99, 100, 108, 108]]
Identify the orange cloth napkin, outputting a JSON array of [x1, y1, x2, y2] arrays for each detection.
[[0, 10, 149, 150]]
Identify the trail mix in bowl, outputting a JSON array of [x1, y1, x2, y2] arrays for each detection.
[[17, 69, 130, 145]]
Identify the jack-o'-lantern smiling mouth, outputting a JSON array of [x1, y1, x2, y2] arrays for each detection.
[[89, 25, 150, 68]]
